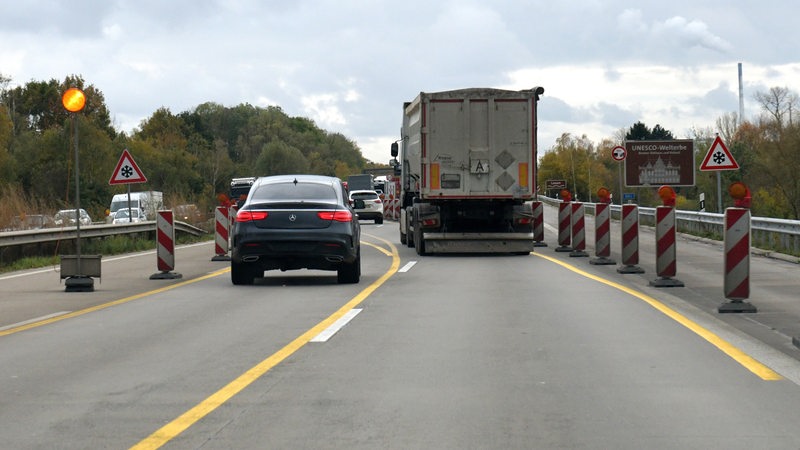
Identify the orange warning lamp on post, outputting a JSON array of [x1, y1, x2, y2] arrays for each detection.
[[657, 185, 676, 207], [729, 182, 751, 208], [62, 87, 86, 113], [597, 187, 612, 204], [559, 189, 572, 202]]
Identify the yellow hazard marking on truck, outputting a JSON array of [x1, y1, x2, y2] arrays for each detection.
[[518, 162, 529, 188], [533, 252, 783, 381]]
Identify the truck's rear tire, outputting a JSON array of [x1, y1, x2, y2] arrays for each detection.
[[412, 209, 426, 256], [413, 226, 426, 255], [405, 212, 414, 248]]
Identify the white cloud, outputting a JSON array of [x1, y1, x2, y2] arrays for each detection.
[[654, 16, 733, 54], [301, 93, 347, 128]]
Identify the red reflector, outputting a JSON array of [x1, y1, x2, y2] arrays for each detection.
[[421, 218, 438, 227], [236, 210, 268, 222], [516, 217, 532, 225], [317, 210, 353, 222]]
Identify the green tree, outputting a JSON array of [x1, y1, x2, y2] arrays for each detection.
[[255, 141, 309, 175]]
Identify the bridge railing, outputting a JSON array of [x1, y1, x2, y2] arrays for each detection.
[[539, 196, 800, 257]]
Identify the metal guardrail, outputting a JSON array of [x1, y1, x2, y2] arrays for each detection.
[[539, 196, 800, 257], [0, 221, 207, 249]]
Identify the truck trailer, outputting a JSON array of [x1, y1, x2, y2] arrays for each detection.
[[391, 87, 544, 255]]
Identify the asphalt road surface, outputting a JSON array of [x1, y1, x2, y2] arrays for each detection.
[[2, 219, 800, 449]]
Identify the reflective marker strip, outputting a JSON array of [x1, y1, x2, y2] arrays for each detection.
[[311, 309, 362, 342], [399, 261, 417, 273]]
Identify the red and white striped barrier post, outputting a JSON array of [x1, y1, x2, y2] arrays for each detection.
[[150, 210, 182, 279], [212, 205, 231, 261], [650, 186, 683, 287], [556, 199, 572, 252], [719, 182, 757, 313], [616, 204, 644, 274], [569, 202, 588, 257], [531, 201, 547, 247], [590, 201, 615, 265]]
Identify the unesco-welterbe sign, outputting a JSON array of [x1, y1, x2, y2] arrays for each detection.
[[623, 140, 695, 187]]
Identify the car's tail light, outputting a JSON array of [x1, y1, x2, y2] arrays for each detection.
[[236, 210, 268, 222], [375, 199, 382, 203], [318, 210, 353, 222]]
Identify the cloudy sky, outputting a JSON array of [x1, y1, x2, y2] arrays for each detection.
[[2, 0, 798, 163]]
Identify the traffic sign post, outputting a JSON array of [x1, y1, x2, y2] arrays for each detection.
[[109, 149, 148, 224], [700, 135, 739, 212], [110, 149, 147, 185], [612, 146, 626, 205]]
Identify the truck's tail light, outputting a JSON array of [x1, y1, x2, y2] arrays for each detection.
[[421, 218, 439, 227], [515, 216, 532, 225], [236, 210, 268, 222]]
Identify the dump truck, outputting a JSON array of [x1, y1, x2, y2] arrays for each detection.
[[391, 87, 544, 255]]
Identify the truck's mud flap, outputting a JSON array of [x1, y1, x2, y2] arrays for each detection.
[[423, 233, 534, 254]]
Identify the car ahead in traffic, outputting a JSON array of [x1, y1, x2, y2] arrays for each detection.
[[111, 207, 146, 224], [230, 174, 361, 285], [53, 209, 92, 226], [348, 189, 384, 224]]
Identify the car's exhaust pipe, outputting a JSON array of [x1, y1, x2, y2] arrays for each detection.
[[326, 256, 344, 262], [242, 255, 259, 262]]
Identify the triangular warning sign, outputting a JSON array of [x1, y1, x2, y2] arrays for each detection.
[[109, 149, 148, 185], [700, 136, 739, 171]]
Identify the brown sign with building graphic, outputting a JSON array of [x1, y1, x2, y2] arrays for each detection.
[[623, 140, 695, 187]]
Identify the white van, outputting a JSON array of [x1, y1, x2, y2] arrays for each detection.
[[108, 191, 163, 221]]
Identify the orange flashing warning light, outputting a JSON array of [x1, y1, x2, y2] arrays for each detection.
[[560, 189, 572, 202], [597, 187, 612, 204], [62, 88, 86, 113], [729, 181, 751, 208], [657, 185, 676, 207]]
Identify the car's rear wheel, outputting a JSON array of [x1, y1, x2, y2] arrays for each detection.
[[337, 248, 361, 284], [231, 261, 256, 285]]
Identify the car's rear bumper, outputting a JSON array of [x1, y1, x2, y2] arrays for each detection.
[[232, 231, 358, 271]]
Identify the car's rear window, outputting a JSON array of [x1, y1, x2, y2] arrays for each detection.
[[251, 182, 338, 202], [351, 192, 378, 200]]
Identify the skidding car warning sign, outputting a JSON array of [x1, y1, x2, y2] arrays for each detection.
[[109, 149, 147, 185]]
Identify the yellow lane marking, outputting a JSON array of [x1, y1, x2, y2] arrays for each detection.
[[0, 268, 231, 337], [131, 236, 401, 449], [363, 237, 393, 256], [532, 252, 783, 381]]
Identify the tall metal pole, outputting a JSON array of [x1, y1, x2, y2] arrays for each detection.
[[62, 87, 94, 292], [73, 113, 82, 274], [738, 62, 744, 124]]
